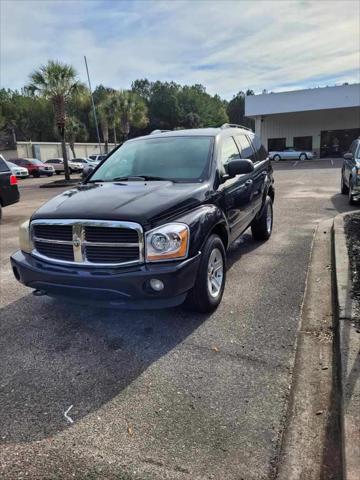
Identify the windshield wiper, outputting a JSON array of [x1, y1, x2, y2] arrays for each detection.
[[113, 175, 172, 182]]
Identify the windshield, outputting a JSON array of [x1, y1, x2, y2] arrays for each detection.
[[29, 159, 44, 165], [89, 136, 213, 183]]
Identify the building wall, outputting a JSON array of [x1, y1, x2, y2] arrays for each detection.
[[15, 142, 117, 161], [253, 106, 360, 155], [245, 83, 360, 116]]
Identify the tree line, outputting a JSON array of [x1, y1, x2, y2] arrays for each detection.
[[0, 61, 255, 154]]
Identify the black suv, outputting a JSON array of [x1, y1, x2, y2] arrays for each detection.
[[11, 125, 274, 312], [0, 154, 20, 221]]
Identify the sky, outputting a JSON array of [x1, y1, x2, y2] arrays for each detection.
[[1, 0, 359, 99]]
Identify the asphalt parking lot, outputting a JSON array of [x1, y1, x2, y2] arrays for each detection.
[[0, 159, 358, 479]]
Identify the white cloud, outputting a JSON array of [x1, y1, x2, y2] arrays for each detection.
[[1, 0, 359, 98]]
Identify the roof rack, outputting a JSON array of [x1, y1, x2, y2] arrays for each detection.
[[150, 129, 171, 135], [220, 123, 253, 132]]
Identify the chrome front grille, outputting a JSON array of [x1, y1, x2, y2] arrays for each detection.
[[31, 219, 143, 266]]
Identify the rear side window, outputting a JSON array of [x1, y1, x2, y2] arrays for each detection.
[[235, 135, 256, 162], [0, 158, 10, 172]]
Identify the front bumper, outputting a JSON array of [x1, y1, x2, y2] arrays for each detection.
[[11, 250, 201, 309]]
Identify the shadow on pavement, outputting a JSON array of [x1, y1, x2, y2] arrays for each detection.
[[330, 193, 360, 214], [0, 295, 207, 443]]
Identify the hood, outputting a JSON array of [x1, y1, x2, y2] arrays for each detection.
[[32, 180, 211, 227]]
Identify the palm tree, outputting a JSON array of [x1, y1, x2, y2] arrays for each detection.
[[27, 60, 85, 180], [116, 91, 148, 141], [65, 116, 88, 158]]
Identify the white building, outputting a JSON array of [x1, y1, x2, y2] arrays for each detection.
[[245, 84, 360, 157]]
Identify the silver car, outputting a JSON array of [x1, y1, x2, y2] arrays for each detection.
[[269, 148, 314, 161], [341, 138, 360, 205]]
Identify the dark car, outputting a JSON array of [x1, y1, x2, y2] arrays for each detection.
[[341, 138, 360, 205], [10, 158, 54, 177], [11, 124, 275, 312], [0, 154, 20, 220]]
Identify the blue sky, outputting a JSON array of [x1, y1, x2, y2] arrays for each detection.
[[1, 0, 359, 99]]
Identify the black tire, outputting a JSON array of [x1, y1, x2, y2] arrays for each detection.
[[273, 155, 281, 162], [251, 196, 273, 241], [299, 153, 307, 161], [47, 173, 53, 177], [56, 171, 61, 175], [349, 177, 356, 205], [341, 171, 349, 194], [185, 234, 226, 313], [32, 172, 40, 178]]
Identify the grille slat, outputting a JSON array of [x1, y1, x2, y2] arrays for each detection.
[[35, 241, 74, 261], [33, 224, 72, 241], [85, 226, 139, 243], [32, 221, 141, 265]]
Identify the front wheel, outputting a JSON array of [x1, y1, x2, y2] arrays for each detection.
[[299, 153, 307, 161], [251, 196, 273, 241], [341, 171, 349, 194], [185, 234, 226, 313]]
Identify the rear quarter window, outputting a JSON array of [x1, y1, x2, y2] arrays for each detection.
[[251, 135, 268, 161]]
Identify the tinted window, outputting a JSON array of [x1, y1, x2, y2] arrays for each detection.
[[29, 159, 44, 166], [219, 137, 240, 174], [0, 157, 10, 172], [268, 138, 286, 151], [251, 135, 268, 161], [90, 136, 213, 183], [235, 135, 256, 162], [294, 136, 312, 151]]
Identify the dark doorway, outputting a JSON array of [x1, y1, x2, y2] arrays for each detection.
[[294, 136, 313, 151], [320, 128, 360, 157], [268, 137, 286, 151]]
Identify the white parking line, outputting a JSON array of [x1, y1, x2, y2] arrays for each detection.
[[293, 161, 298, 167]]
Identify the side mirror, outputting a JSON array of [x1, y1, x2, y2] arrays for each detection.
[[82, 165, 94, 180], [343, 152, 353, 160], [227, 159, 254, 177]]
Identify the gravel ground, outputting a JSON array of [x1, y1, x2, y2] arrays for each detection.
[[345, 212, 360, 318]]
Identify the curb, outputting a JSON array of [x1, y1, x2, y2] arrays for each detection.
[[333, 212, 360, 480]]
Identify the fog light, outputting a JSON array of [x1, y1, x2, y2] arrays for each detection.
[[150, 278, 164, 292]]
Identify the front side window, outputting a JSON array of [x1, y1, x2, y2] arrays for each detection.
[[235, 135, 256, 161], [219, 137, 240, 174], [90, 136, 213, 183]]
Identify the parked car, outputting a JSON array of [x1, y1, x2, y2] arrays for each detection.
[[11, 124, 275, 312], [88, 154, 107, 163], [10, 158, 54, 177], [0, 154, 20, 221], [269, 148, 314, 161], [6, 160, 29, 178], [72, 157, 98, 167], [45, 158, 65, 174], [45, 158, 83, 174], [341, 138, 360, 205]]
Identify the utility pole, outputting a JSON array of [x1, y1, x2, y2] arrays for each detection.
[[84, 55, 102, 153]]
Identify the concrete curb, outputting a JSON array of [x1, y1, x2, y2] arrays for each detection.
[[333, 212, 360, 480]]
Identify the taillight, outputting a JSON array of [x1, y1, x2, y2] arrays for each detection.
[[10, 175, 17, 185]]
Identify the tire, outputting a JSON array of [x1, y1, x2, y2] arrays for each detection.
[[251, 196, 273, 241], [349, 177, 356, 205], [47, 173, 53, 177], [299, 153, 307, 161], [56, 171, 60, 175], [185, 234, 226, 313], [341, 171, 349, 194], [32, 171, 40, 178], [273, 155, 281, 162]]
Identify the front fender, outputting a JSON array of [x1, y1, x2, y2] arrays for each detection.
[[174, 204, 229, 257]]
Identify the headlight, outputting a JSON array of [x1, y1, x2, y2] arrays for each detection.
[[145, 223, 189, 262], [19, 220, 33, 253]]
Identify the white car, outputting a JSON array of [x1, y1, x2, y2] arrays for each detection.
[[72, 157, 98, 167], [45, 158, 83, 173], [269, 148, 314, 161], [88, 154, 107, 163], [5, 160, 29, 178]]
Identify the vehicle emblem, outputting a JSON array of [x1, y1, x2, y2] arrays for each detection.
[[73, 234, 81, 248]]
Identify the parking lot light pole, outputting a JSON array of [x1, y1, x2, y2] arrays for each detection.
[[84, 56, 102, 154]]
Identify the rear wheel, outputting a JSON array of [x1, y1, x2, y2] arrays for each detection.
[[32, 171, 40, 178], [273, 155, 281, 162], [185, 234, 226, 313], [251, 196, 273, 241]]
